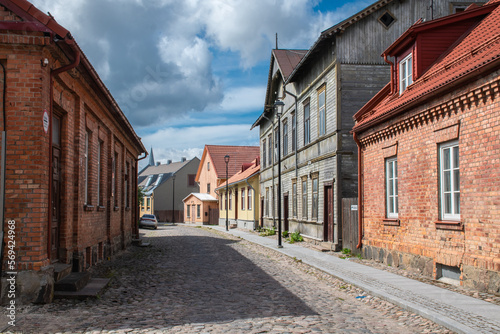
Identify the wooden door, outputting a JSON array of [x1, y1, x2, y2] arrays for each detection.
[[324, 185, 334, 242], [283, 194, 289, 232], [260, 197, 264, 228], [342, 198, 359, 251], [51, 146, 61, 261]]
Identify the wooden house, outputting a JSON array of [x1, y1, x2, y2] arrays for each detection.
[[252, 0, 486, 251]]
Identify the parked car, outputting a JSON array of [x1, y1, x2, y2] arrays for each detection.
[[139, 214, 158, 229]]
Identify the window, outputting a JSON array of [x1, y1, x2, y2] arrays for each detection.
[[125, 161, 130, 208], [207, 162, 210, 171], [440, 141, 460, 220], [283, 119, 288, 156], [268, 134, 272, 166], [188, 174, 196, 187], [225, 193, 228, 210], [262, 139, 267, 168], [274, 127, 279, 161], [207, 183, 211, 194], [113, 152, 118, 207], [318, 86, 326, 136], [97, 141, 103, 206], [197, 204, 201, 218], [302, 177, 308, 219], [292, 180, 297, 217], [378, 11, 396, 28], [229, 191, 232, 210], [241, 188, 245, 210], [187, 205, 191, 218], [312, 176, 319, 219], [247, 187, 252, 211], [292, 112, 296, 152], [146, 197, 150, 210], [399, 53, 413, 93], [84, 131, 90, 205], [386, 157, 398, 218], [265, 188, 269, 216], [304, 101, 310, 145]]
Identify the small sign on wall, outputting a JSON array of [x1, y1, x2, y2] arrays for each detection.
[[43, 110, 49, 134], [351, 205, 358, 211]]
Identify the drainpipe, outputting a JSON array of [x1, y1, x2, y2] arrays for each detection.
[[384, 54, 394, 95], [353, 132, 363, 249], [0, 62, 7, 281], [135, 152, 148, 237], [48, 37, 80, 258]]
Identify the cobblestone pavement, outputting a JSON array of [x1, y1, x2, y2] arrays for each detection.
[[2, 225, 454, 333]]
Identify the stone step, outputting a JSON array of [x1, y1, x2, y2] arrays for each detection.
[[53, 263, 72, 282], [54, 272, 91, 292], [54, 278, 110, 300]]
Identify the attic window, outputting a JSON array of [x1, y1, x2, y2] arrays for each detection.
[[399, 53, 413, 94], [378, 11, 396, 29]]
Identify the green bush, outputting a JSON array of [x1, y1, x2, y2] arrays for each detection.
[[282, 230, 289, 238]]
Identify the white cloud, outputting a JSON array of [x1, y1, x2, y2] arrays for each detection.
[[219, 86, 266, 112]]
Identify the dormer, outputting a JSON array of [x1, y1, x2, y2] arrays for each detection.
[[383, 3, 495, 96]]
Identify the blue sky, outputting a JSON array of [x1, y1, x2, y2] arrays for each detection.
[[31, 0, 373, 167]]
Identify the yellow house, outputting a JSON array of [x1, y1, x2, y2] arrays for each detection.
[[216, 158, 260, 230]]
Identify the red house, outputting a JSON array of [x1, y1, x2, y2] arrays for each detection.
[[352, 1, 500, 293], [0, 0, 146, 303]]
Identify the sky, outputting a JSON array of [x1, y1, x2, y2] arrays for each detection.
[[30, 0, 373, 168]]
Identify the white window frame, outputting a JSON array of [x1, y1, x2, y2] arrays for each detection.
[[247, 187, 252, 211], [241, 188, 245, 211], [283, 119, 288, 156], [386, 157, 398, 218], [440, 141, 460, 221], [187, 205, 191, 218], [318, 87, 326, 136], [399, 53, 413, 94], [304, 102, 310, 145]]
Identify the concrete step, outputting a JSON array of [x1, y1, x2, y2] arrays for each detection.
[[54, 278, 110, 300], [54, 272, 91, 292], [53, 263, 72, 282]]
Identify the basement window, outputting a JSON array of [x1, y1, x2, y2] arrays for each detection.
[[378, 11, 396, 29], [437, 264, 461, 286]]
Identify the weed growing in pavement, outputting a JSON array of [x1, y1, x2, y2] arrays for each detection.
[[341, 248, 352, 255], [259, 226, 276, 236], [289, 231, 303, 243], [292, 257, 302, 263], [282, 230, 289, 238]]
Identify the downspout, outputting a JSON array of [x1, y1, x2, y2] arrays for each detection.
[[135, 152, 148, 237], [353, 132, 363, 249], [0, 61, 7, 280], [384, 54, 394, 95], [48, 37, 80, 258]]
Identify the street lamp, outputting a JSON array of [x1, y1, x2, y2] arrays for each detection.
[[274, 99, 285, 248], [224, 155, 230, 231]]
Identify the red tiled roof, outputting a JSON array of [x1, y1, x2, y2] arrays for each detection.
[[353, 1, 500, 133], [197, 145, 260, 180], [216, 158, 260, 190]]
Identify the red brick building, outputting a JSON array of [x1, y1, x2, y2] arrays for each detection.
[[0, 0, 146, 303], [352, 1, 500, 293]]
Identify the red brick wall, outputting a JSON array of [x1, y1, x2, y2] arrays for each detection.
[[358, 71, 500, 292], [0, 14, 142, 276]]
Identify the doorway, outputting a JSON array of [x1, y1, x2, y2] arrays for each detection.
[[323, 184, 334, 242]]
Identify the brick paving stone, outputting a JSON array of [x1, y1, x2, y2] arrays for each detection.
[[1, 225, 453, 333]]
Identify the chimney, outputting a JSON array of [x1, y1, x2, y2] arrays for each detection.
[[167, 160, 172, 165], [156, 162, 161, 166], [181, 157, 187, 162]]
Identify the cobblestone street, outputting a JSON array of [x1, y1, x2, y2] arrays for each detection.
[[3, 225, 452, 333]]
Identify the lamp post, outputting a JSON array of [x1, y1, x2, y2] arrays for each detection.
[[224, 155, 230, 231], [274, 100, 285, 248]]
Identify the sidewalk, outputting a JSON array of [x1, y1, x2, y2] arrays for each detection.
[[209, 225, 500, 334]]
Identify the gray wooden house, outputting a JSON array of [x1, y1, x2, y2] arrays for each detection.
[[252, 0, 486, 251]]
